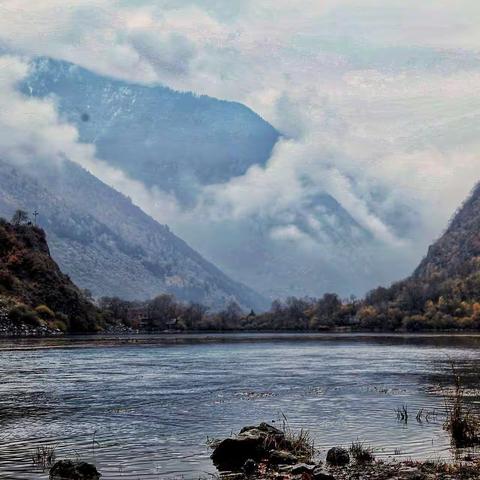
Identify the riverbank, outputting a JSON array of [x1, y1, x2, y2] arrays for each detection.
[[0, 311, 63, 337], [329, 459, 480, 480], [46, 456, 480, 480], [216, 459, 480, 480], [5, 325, 480, 338], [210, 423, 480, 480]]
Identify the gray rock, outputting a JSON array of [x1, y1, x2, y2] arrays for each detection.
[[269, 449, 299, 465], [240, 423, 285, 446], [326, 447, 350, 466], [289, 463, 316, 474], [211, 423, 287, 471], [211, 436, 265, 471], [219, 474, 245, 480], [242, 458, 257, 475], [49, 460, 101, 480], [397, 466, 425, 480], [313, 467, 336, 480], [240, 422, 283, 436]]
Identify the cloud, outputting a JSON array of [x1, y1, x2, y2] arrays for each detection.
[[1, 1, 480, 298], [0, 55, 182, 224], [0, 55, 90, 167]]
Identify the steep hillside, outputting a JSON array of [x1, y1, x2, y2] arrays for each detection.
[[414, 183, 480, 280], [22, 57, 279, 205], [0, 219, 100, 332], [0, 160, 267, 310], [213, 183, 480, 333], [355, 183, 480, 331]]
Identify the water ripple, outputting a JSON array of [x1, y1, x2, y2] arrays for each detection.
[[0, 333, 479, 479]]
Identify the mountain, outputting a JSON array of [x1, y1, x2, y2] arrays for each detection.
[[0, 159, 267, 310], [356, 183, 480, 331], [22, 57, 380, 300], [225, 183, 480, 333], [413, 184, 480, 281], [22, 57, 279, 206], [0, 218, 101, 332]]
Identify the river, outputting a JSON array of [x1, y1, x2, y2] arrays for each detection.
[[0, 333, 479, 479]]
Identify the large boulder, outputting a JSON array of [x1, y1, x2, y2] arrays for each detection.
[[326, 447, 350, 466], [211, 423, 286, 471], [49, 460, 101, 480], [211, 436, 265, 471]]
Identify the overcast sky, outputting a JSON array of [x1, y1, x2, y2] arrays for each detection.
[[1, 1, 480, 297]]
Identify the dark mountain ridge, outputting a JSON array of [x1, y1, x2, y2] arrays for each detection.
[[0, 219, 100, 332], [414, 183, 480, 281]]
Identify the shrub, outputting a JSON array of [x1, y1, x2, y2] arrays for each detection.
[[35, 305, 55, 320], [0, 269, 15, 290], [349, 441, 374, 463], [55, 312, 69, 323], [9, 304, 43, 327], [278, 414, 315, 462], [51, 319, 67, 332], [31, 445, 56, 470], [444, 364, 480, 447]]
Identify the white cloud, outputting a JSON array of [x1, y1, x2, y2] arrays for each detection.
[[0, 55, 182, 223], [1, 1, 480, 297]]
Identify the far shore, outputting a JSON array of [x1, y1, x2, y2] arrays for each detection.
[[5, 328, 480, 339]]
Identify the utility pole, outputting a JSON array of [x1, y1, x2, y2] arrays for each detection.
[[33, 210, 39, 226]]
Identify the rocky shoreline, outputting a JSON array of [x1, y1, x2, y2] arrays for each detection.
[[208, 423, 480, 480], [38, 421, 480, 479], [0, 308, 62, 337]]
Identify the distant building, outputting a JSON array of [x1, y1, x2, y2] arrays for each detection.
[[126, 306, 148, 326], [166, 318, 178, 330]]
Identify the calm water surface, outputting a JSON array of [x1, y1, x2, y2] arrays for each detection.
[[0, 333, 480, 479]]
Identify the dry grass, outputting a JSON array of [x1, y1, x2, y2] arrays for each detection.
[[276, 413, 315, 461], [349, 441, 374, 463], [415, 408, 439, 423], [31, 445, 56, 470], [395, 405, 409, 424], [443, 363, 479, 447]]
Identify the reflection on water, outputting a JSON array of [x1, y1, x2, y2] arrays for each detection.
[[0, 333, 479, 479]]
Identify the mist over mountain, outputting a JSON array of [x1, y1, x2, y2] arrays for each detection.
[[0, 159, 267, 310], [350, 182, 480, 331], [23, 58, 279, 206], [22, 57, 393, 300], [235, 182, 480, 333]]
